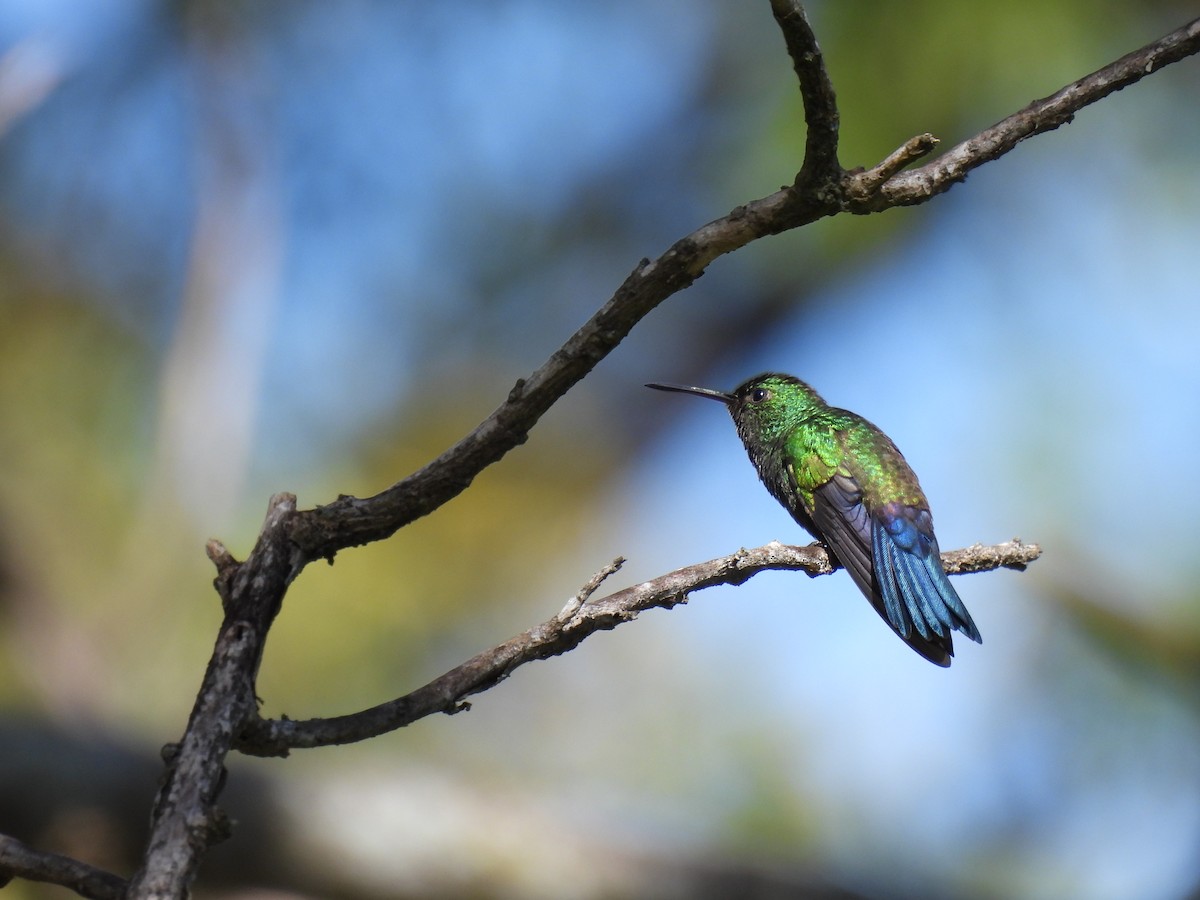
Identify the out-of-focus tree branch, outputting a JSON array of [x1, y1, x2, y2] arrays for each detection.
[[0, 833, 126, 900]]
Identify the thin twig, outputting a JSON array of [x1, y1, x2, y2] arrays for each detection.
[[866, 15, 1200, 208], [555, 557, 625, 625], [0, 833, 127, 900], [235, 539, 1041, 757]]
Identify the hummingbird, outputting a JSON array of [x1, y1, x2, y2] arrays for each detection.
[[646, 373, 981, 666]]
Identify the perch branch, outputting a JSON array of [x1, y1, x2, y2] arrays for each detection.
[[235, 539, 1042, 756]]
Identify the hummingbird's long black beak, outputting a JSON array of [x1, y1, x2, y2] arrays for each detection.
[[645, 382, 735, 405]]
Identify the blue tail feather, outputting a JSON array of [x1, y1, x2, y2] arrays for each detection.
[[872, 524, 910, 639], [924, 540, 982, 643], [872, 506, 982, 655], [897, 550, 948, 639], [892, 548, 933, 640]]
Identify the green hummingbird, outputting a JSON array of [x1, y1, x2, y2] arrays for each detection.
[[647, 373, 981, 666]]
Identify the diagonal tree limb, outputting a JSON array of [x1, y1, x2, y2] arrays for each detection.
[[282, 1, 837, 565], [234, 539, 1042, 757], [285, 12, 1200, 565]]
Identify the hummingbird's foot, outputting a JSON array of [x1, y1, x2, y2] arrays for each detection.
[[816, 541, 842, 571]]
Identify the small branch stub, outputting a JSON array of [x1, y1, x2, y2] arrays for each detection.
[[557, 556, 625, 625]]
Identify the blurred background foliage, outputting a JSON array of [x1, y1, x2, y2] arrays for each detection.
[[1, 1, 1199, 898]]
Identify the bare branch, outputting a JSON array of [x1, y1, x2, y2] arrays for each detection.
[[126, 494, 299, 898], [770, 0, 840, 180], [863, 15, 1200, 208], [235, 539, 1042, 757], [942, 540, 1042, 574], [0, 833, 127, 900], [281, 7, 842, 567]]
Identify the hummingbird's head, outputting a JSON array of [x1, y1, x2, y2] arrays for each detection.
[[646, 372, 825, 445], [727, 373, 825, 444]]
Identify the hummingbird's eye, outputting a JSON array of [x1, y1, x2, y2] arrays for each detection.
[[750, 387, 771, 403]]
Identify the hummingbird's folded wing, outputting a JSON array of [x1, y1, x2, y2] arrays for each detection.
[[811, 474, 961, 666], [810, 474, 874, 594]]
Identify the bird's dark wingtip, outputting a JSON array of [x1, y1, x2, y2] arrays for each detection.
[[905, 631, 954, 667]]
